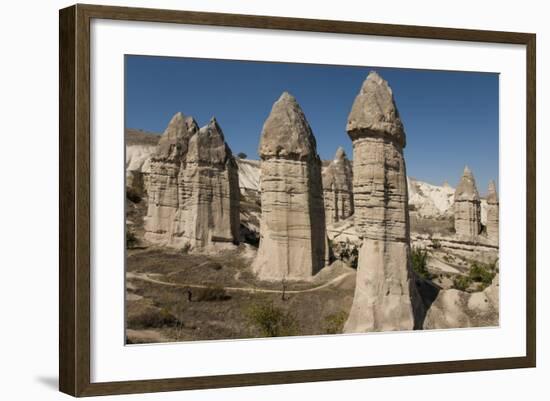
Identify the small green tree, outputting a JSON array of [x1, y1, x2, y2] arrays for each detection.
[[324, 311, 349, 334], [246, 301, 298, 337], [411, 247, 431, 280]]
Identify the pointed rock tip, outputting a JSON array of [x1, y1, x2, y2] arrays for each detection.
[[347, 71, 405, 146], [258, 92, 317, 160], [366, 70, 385, 83], [334, 146, 347, 160], [455, 166, 479, 201], [278, 91, 296, 102], [487, 180, 498, 202]]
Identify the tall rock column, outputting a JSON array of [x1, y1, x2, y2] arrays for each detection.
[[322, 147, 354, 225], [144, 112, 194, 245], [453, 166, 481, 238], [344, 71, 420, 332], [253, 92, 327, 281], [486, 180, 499, 244], [177, 118, 240, 248]]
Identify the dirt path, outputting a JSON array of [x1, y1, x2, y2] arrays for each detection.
[[127, 271, 354, 295]]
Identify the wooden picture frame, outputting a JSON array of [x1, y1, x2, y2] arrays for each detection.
[[59, 3, 536, 397]]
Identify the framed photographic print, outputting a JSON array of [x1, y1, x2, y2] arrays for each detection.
[[59, 4, 536, 397]]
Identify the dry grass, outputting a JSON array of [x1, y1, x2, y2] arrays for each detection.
[[125, 248, 356, 343]]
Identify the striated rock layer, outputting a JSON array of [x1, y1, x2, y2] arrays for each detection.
[[344, 71, 422, 333], [453, 166, 481, 238], [144, 113, 240, 249], [253, 92, 328, 280], [322, 147, 354, 225], [486, 180, 499, 244]]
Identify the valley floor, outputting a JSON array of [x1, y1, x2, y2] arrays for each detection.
[[126, 246, 356, 344]]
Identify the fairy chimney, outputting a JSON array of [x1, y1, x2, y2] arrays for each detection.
[[322, 147, 354, 225], [453, 166, 481, 238], [253, 92, 328, 280], [485, 180, 499, 244], [343, 71, 422, 333]]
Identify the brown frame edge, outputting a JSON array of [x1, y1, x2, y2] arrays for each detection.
[[59, 3, 536, 397]]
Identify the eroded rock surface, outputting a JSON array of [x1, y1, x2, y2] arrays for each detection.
[[486, 180, 499, 244], [322, 147, 354, 225], [144, 113, 240, 249], [423, 275, 499, 329], [344, 71, 422, 333], [454, 166, 481, 238], [253, 92, 327, 280]]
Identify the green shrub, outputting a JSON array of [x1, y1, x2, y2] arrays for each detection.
[[246, 301, 298, 337], [411, 247, 431, 280], [469, 262, 496, 289], [452, 260, 496, 292], [432, 238, 441, 249], [453, 275, 472, 291], [324, 311, 348, 334]]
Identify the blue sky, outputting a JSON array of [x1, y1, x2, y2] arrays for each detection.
[[125, 55, 499, 193]]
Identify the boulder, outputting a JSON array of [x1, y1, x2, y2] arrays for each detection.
[[423, 275, 499, 329]]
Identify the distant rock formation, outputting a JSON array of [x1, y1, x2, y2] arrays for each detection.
[[453, 166, 481, 238], [253, 92, 328, 280], [125, 129, 159, 195], [344, 71, 422, 332], [486, 180, 499, 244], [144, 112, 240, 249], [322, 147, 354, 225]]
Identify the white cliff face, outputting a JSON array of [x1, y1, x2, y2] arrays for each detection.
[[126, 145, 155, 173], [235, 158, 261, 194], [253, 92, 328, 281], [408, 177, 455, 217], [343, 71, 422, 333]]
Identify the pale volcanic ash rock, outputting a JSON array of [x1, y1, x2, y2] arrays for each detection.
[[322, 147, 354, 225], [144, 113, 240, 250], [343, 71, 423, 332], [453, 166, 482, 238], [253, 92, 328, 280]]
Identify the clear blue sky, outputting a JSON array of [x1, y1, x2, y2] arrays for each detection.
[[125, 55, 499, 194]]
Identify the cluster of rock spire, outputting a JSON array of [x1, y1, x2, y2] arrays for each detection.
[[144, 113, 240, 250], [140, 70, 498, 333], [453, 166, 499, 244]]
